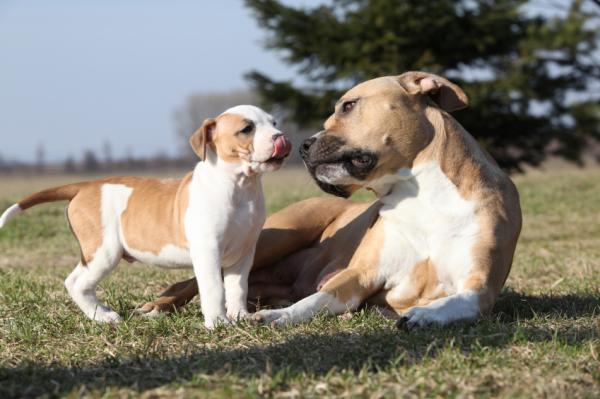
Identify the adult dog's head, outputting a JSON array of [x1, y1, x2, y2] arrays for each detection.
[[300, 72, 468, 197]]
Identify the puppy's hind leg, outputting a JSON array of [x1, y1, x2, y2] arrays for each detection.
[[65, 246, 122, 323]]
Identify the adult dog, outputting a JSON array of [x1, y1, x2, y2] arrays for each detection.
[[136, 72, 522, 328]]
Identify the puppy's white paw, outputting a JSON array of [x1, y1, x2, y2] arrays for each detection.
[[227, 309, 250, 322], [204, 314, 231, 330], [93, 309, 122, 323]]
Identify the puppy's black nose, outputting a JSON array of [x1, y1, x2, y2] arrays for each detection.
[[300, 137, 316, 157]]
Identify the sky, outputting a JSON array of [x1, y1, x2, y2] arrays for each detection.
[[0, 0, 322, 162]]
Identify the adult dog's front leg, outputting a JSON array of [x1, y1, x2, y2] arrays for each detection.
[[191, 242, 228, 329], [253, 267, 381, 326], [253, 219, 384, 326]]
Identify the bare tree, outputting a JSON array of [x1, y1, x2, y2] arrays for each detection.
[[102, 140, 113, 170], [35, 143, 45, 173], [173, 89, 258, 158], [82, 150, 100, 173], [0, 152, 7, 173], [64, 155, 76, 174]]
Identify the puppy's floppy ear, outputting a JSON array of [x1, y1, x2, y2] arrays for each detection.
[[189, 118, 216, 160], [398, 71, 468, 112]]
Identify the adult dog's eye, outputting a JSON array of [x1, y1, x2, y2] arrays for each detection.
[[240, 124, 254, 134], [272, 120, 277, 127], [351, 154, 372, 167], [341, 100, 357, 114]]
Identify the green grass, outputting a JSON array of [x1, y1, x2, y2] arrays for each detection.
[[0, 167, 599, 398]]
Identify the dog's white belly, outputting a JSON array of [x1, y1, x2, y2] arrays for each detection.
[[123, 244, 192, 268], [377, 162, 480, 295]]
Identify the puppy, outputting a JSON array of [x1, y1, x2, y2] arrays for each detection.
[[0, 105, 292, 329]]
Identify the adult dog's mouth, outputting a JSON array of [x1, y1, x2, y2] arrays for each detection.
[[300, 134, 378, 197], [303, 150, 378, 198], [313, 179, 352, 198]]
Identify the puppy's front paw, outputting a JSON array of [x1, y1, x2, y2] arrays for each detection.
[[251, 309, 291, 326], [227, 308, 250, 322], [92, 308, 122, 323], [204, 314, 231, 330]]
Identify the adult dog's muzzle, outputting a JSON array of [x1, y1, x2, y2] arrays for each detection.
[[300, 135, 378, 198]]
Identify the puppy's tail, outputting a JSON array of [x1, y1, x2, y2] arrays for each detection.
[[0, 183, 84, 228]]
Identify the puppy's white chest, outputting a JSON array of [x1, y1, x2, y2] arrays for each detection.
[[378, 162, 480, 291], [221, 193, 265, 266], [185, 167, 266, 268]]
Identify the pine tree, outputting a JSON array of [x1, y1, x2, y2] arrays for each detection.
[[245, 0, 600, 171]]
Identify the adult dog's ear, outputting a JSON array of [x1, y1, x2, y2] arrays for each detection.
[[189, 118, 216, 160], [398, 71, 468, 112]]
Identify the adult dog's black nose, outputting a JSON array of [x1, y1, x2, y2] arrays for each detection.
[[300, 137, 317, 158]]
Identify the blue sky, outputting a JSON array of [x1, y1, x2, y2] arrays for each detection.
[[0, 1, 321, 162]]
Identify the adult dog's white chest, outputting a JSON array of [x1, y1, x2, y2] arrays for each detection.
[[377, 162, 480, 293]]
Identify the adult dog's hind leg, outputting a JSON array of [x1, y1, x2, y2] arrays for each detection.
[[135, 277, 198, 316]]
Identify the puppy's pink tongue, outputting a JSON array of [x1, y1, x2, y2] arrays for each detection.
[[272, 136, 292, 159]]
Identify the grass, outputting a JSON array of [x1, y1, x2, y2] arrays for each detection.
[[0, 166, 599, 398]]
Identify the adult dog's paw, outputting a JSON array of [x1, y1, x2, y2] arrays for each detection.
[[396, 307, 442, 329], [251, 309, 291, 326], [133, 303, 162, 318], [133, 300, 175, 318]]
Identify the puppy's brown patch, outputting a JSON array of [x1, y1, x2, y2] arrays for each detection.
[[121, 174, 192, 255]]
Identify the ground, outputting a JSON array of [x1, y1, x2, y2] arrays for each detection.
[[0, 166, 598, 398]]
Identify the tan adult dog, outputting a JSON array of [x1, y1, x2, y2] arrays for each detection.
[[136, 72, 522, 328], [0, 105, 292, 329]]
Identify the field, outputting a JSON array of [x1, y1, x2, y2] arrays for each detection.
[[0, 166, 599, 398]]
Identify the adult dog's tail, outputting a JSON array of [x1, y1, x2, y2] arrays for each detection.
[[0, 183, 85, 228]]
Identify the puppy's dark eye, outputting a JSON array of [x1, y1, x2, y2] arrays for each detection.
[[341, 100, 357, 114], [240, 124, 254, 134], [272, 120, 277, 127]]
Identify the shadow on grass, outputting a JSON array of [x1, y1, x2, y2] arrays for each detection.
[[494, 289, 600, 321], [1, 291, 598, 398]]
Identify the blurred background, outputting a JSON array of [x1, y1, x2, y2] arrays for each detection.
[[0, 0, 599, 174]]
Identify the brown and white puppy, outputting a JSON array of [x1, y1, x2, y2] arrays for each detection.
[[0, 105, 292, 329], [136, 72, 522, 329]]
